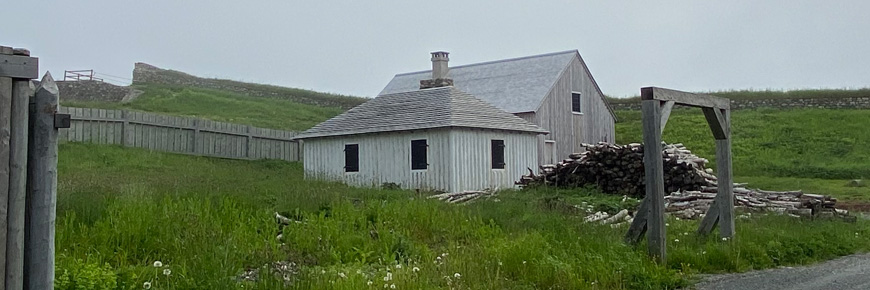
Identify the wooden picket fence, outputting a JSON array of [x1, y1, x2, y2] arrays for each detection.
[[58, 107, 302, 161]]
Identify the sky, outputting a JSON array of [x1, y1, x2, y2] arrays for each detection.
[[2, 0, 869, 98]]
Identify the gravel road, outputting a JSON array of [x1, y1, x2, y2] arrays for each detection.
[[695, 253, 870, 290]]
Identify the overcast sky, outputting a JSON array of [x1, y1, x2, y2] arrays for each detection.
[[3, 1, 868, 98]]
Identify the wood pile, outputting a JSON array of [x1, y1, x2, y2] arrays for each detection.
[[516, 143, 710, 197], [516, 142, 853, 221]]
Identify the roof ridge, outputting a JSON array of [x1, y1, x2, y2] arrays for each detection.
[[394, 50, 578, 77]]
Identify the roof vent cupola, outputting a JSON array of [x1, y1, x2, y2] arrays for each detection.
[[420, 51, 454, 89]]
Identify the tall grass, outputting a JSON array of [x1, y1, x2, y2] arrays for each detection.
[[56, 144, 870, 289]]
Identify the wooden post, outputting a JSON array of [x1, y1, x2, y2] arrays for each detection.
[[192, 119, 200, 154], [246, 125, 253, 159], [0, 45, 13, 289], [24, 72, 59, 290], [6, 53, 33, 290], [697, 108, 734, 237], [121, 110, 130, 147], [641, 99, 666, 263]]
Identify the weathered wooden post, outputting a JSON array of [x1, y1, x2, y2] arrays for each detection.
[[24, 72, 60, 290], [625, 87, 734, 263], [0, 45, 14, 289]]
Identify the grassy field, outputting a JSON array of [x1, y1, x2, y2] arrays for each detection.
[[607, 88, 870, 104], [56, 143, 870, 289], [614, 108, 870, 201], [62, 84, 349, 131]]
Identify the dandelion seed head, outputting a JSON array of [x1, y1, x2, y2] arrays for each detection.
[[674, 239, 680, 242], [163, 268, 171, 276], [412, 267, 420, 272], [143, 281, 152, 289], [454, 272, 461, 278], [395, 264, 402, 269], [390, 284, 396, 289], [152, 261, 162, 268], [367, 280, 373, 286], [339, 272, 347, 278], [321, 270, 326, 274]]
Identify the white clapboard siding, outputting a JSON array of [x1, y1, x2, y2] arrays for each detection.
[[58, 107, 300, 162], [303, 128, 538, 192]]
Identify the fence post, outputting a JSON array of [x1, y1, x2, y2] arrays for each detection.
[[24, 72, 59, 290], [0, 45, 13, 289], [641, 99, 666, 264], [192, 119, 200, 154], [246, 126, 253, 159], [7, 48, 34, 290], [121, 110, 129, 147]]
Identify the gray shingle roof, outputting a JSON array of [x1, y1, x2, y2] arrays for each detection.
[[379, 50, 577, 113], [292, 86, 548, 140]]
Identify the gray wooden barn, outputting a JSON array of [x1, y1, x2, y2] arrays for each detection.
[[381, 50, 616, 165]]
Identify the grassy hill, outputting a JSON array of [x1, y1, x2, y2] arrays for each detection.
[[615, 108, 870, 201], [55, 143, 870, 289], [62, 84, 349, 131], [607, 88, 870, 104]]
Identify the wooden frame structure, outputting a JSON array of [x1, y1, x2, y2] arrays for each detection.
[[624, 87, 734, 264]]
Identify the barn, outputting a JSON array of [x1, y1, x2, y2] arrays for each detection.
[[293, 52, 548, 192], [380, 50, 617, 165]]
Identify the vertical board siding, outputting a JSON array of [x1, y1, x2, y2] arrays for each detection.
[[303, 129, 452, 191], [528, 55, 616, 166], [302, 128, 538, 192], [60, 107, 300, 161]]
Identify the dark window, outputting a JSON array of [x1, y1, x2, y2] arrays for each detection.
[[411, 139, 428, 170], [491, 140, 505, 169], [572, 92, 582, 113], [344, 144, 359, 172]]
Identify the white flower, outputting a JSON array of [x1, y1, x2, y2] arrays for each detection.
[[384, 284, 389, 288], [357, 269, 363, 275], [722, 237, 728, 241], [395, 264, 402, 269], [522, 260, 527, 265], [454, 272, 461, 278], [152, 261, 162, 268], [390, 284, 396, 289], [339, 272, 347, 278], [163, 268, 171, 276], [674, 239, 680, 242], [367, 280, 373, 286], [412, 267, 420, 272], [665, 223, 670, 227], [702, 251, 707, 255], [321, 270, 326, 274], [143, 281, 152, 289], [436, 256, 442, 260]]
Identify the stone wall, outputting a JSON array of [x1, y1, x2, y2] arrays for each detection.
[[56, 80, 143, 103], [132, 62, 365, 109], [610, 97, 870, 111]]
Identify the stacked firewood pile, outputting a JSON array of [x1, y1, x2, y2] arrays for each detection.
[[516, 143, 711, 197], [516, 142, 852, 221]]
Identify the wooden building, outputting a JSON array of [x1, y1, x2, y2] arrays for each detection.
[[293, 52, 548, 191], [380, 50, 616, 165]]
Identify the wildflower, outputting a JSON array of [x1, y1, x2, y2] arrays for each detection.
[[390, 284, 396, 289], [436, 256, 442, 261], [674, 239, 680, 242], [412, 267, 420, 272], [357, 269, 363, 275], [339, 272, 347, 279], [383, 272, 393, 281], [722, 237, 728, 241], [163, 268, 171, 276], [454, 272, 461, 278], [498, 261, 503, 266], [153, 261, 163, 268], [522, 260, 527, 265], [384, 284, 389, 288], [143, 281, 152, 289], [395, 264, 402, 269], [321, 270, 326, 274], [367, 280, 373, 286], [665, 223, 670, 227], [675, 217, 681, 221], [702, 251, 707, 255]]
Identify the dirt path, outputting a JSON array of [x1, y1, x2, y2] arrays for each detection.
[[695, 253, 870, 290]]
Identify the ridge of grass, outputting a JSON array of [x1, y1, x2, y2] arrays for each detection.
[[607, 88, 870, 104], [62, 84, 346, 131]]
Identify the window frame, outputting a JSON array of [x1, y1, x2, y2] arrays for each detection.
[[344, 143, 359, 173], [410, 139, 428, 170], [571, 92, 582, 114], [491, 139, 506, 169]]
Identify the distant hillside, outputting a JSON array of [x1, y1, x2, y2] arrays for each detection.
[[133, 62, 367, 110], [62, 84, 345, 131], [607, 88, 870, 104]]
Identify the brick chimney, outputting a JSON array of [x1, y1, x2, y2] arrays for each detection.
[[420, 51, 454, 89]]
